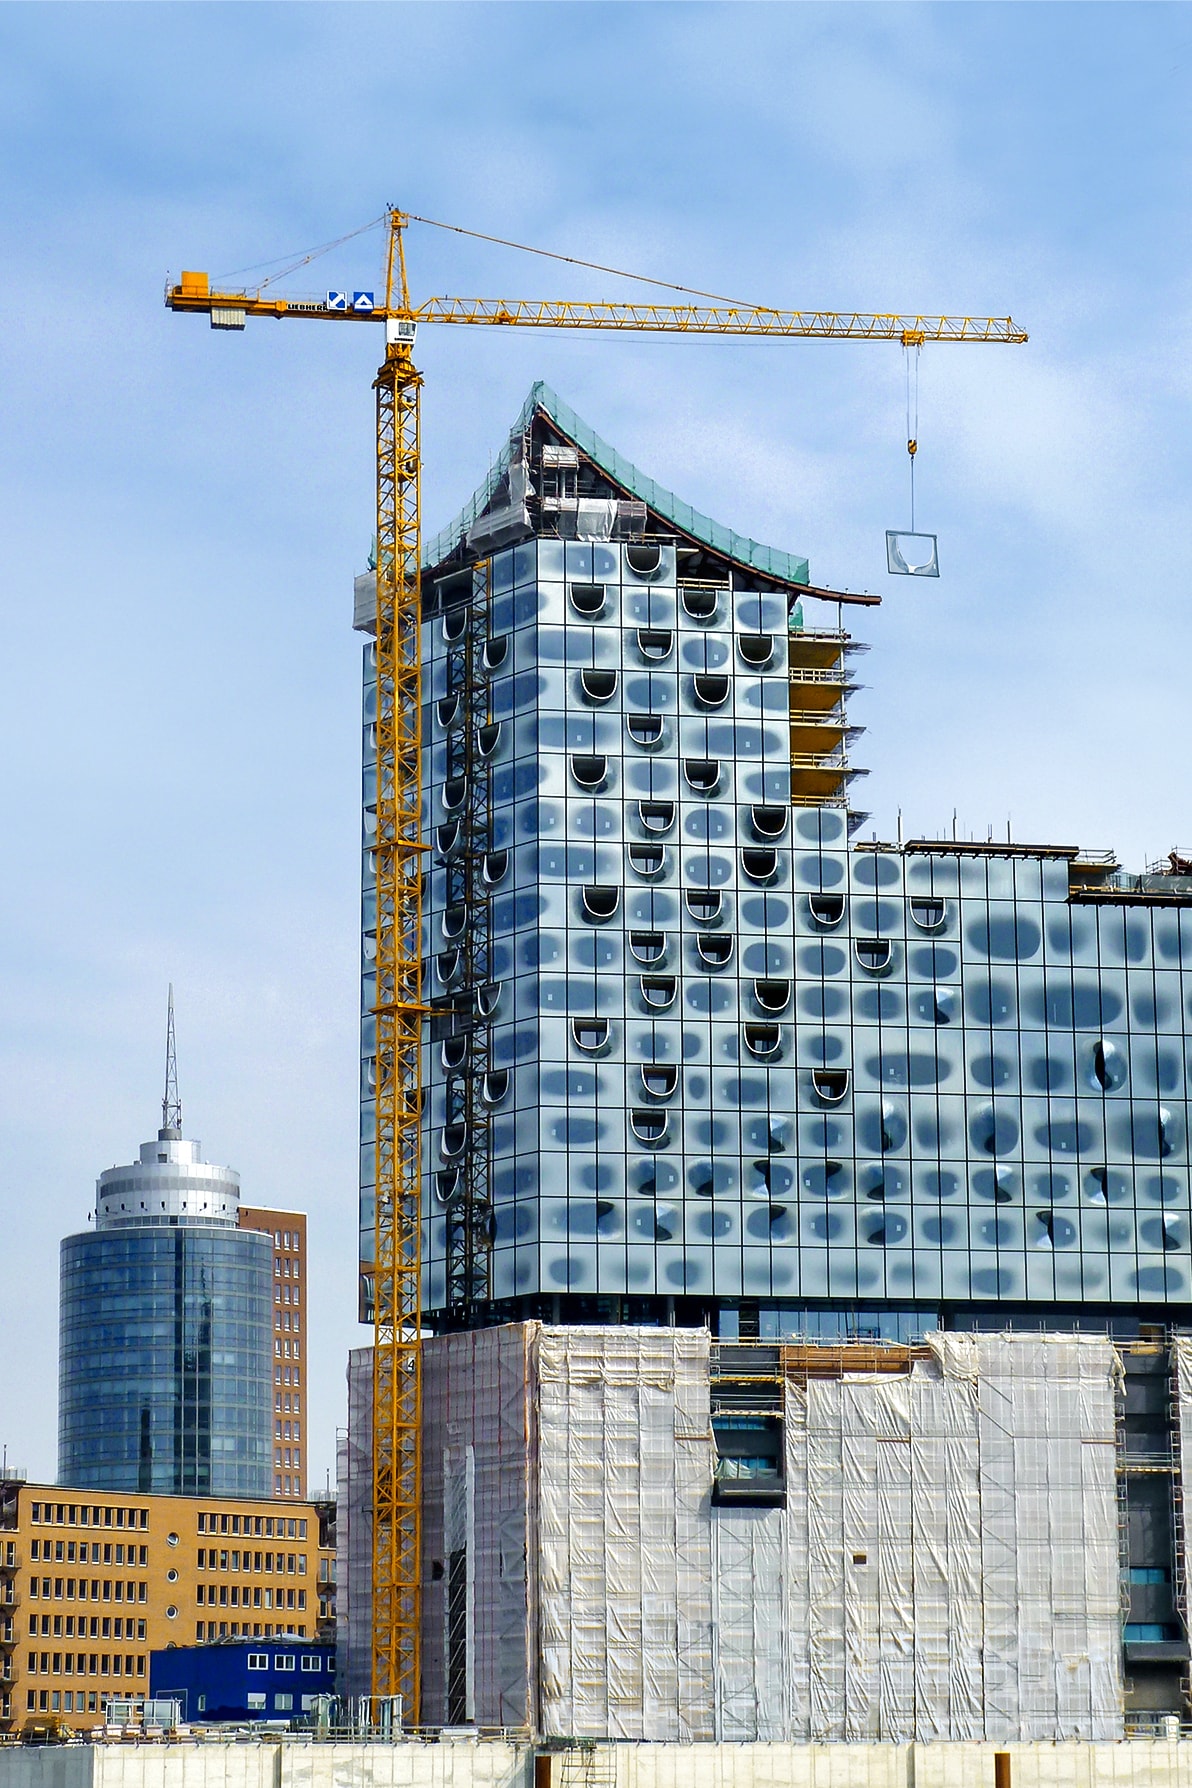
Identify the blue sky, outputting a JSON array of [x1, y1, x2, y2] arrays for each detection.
[[2, 2, 1191, 1485]]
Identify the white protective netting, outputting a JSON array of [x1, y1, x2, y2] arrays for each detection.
[[337, 1345, 375, 1699], [1172, 1334, 1192, 1499], [421, 1325, 537, 1731], [972, 1335, 1122, 1742], [709, 1334, 1122, 1743], [528, 1329, 1121, 1743], [349, 1323, 1123, 1742], [534, 1326, 716, 1741], [800, 1344, 984, 1742]]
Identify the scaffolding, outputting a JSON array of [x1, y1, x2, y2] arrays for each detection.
[[787, 625, 867, 819], [337, 1349, 375, 1700], [339, 1328, 1127, 1744], [420, 1327, 538, 1731], [433, 559, 497, 1319], [538, 1331, 1121, 1742], [1169, 1338, 1192, 1711]]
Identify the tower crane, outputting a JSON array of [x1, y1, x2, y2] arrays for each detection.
[[165, 206, 1027, 1722]]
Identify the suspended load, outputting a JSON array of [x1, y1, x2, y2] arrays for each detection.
[[887, 344, 940, 576], [886, 529, 940, 576]]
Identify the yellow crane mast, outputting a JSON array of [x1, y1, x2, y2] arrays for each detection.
[[165, 206, 1027, 1723]]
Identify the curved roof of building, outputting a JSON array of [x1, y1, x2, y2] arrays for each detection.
[[423, 380, 812, 591]]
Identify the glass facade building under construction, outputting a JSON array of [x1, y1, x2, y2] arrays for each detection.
[[356, 382, 1192, 1337]]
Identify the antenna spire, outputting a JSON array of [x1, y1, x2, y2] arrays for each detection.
[[162, 985, 182, 1137]]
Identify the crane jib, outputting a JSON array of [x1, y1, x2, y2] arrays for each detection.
[[166, 284, 1027, 344]]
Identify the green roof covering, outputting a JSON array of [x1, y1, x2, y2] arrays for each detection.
[[422, 381, 810, 588]]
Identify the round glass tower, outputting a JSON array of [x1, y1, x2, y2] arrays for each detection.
[[58, 1016, 273, 1496]]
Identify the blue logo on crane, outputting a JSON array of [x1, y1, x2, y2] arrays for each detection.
[[326, 291, 348, 311], [352, 292, 375, 313]]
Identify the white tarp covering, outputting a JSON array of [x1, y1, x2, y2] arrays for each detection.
[[343, 1326, 1125, 1740], [530, 1330, 1122, 1743], [337, 1346, 375, 1698], [971, 1336, 1121, 1742], [1172, 1335, 1192, 1594], [1170, 1333, 1192, 1732], [466, 449, 533, 554], [711, 1348, 984, 1743], [534, 1327, 715, 1742], [421, 1326, 537, 1731], [710, 1335, 1121, 1743]]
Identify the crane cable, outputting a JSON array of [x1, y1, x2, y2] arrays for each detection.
[[905, 342, 921, 531], [407, 211, 773, 312], [214, 206, 782, 314], [216, 215, 388, 292]]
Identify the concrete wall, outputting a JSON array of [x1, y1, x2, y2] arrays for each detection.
[[8, 1743, 1192, 1788], [603, 1744, 1192, 1788], [0, 1744, 528, 1788], [283, 1741, 528, 1788]]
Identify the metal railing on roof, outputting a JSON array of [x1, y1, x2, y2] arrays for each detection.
[[81, 1723, 532, 1747], [1091, 871, 1192, 898]]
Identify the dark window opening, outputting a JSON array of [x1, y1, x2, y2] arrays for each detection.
[[640, 1065, 679, 1100], [685, 889, 723, 924], [581, 886, 621, 922], [570, 754, 608, 790], [579, 668, 617, 703], [569, 582, 608, 617], [682, 586, 719, 620], [697, 934, 734, 968], [572, 1019, 610, 1054], [684, 759, 722, 794], [639, 800, 676, 833], [808, 893, 846, 926], [627, 713, 665, 746], [811, 1069, 850, 1104], [630, 931, 667, 965], [751, 805, 788, 840], [738, 633, 775, 667], [693, 674, 730, 707], [636, 629, 673, 662]]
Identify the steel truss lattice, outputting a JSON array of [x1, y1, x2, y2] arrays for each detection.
[[371, 338, 424, 1717]]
